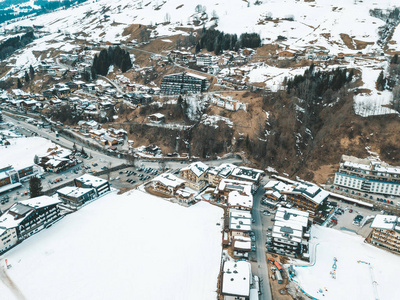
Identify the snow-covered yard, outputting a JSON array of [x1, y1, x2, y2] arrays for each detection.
[[293, 225, 400, 300], [0, 190, 223, 300]]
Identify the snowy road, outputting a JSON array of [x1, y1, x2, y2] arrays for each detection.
[[253, 186, 272, 300]]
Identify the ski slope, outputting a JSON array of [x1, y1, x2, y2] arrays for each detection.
[[0, 190, 224, 300]]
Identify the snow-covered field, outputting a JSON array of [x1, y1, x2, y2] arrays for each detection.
[[0, 136, 54, 170], [0, 190, 223, 300], [293, 226, 400, 300], [5, 0, 399, 54]]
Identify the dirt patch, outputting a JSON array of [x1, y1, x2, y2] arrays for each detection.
[[340, 33, 356, 50], [266, 254, 293, 300], [313, 164, 339, 185]]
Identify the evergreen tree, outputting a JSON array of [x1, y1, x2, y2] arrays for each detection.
[[17, 78, 22, 89], [29, 65, 35, 80], [33, 155, 39, 164], [391, 54, 399, 64], [72, 143, 77, 152], [24, 71, 30, 83], [195, 42, 201, 53], [377, 71, 386, 91], [29, 176, 43, 198], [81, 147, 87, 156]]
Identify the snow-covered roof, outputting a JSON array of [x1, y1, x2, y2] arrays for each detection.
[[180, 161, 209, 177], [207, 163, 237, 177], [233, 240, 251, 250], [151, 173, 185, 188], [229, 209, 252, 232], [19, 196, 61, 209], [230, 166, 263, 182], [149, 113, 165, 119], [75, 174, 108, 188], [228, 190, 253, 209], [57, 186, 94, 198], [222, 261, 251, 297], [217, 178, 253, 195], [371, 215, 399, 230]]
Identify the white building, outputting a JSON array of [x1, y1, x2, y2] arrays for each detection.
[[221, 260, 252, 299], [229, 209, 252, 238], [0, 227, 18, 254], [334, 155, 400, 196], [268, 207, 310, 258]]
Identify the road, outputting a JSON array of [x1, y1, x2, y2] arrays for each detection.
[[252, 186, 272, 300], [4, 114, 124, 167]]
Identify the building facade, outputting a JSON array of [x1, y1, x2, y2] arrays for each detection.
[[334, 156, 400, 197], [160, 72, 207, 95], [369, 215, 400, 254]]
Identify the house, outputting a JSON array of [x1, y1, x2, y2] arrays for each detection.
[[78, 120, 99, 133], [100, 134, 119, 146], [215, 179, 253, 210], [57, 186, 96, 207], [89, 129, 107, 141], [74, 174, 110, 196], [221, 260, 251, 299], [278, 49, 297, 59], [175, 189, 194, 204], [369, 215, 400, 254], [83, 83, 96, 93], [196, 53, 218, 66], [148, 113, 165, 124], [151, 173, 185, 196], [0, 196, 61, 241], [179, 161, 209, 190], [229, 209, 252, 238], [107, 128, 127, 140], [232, 236, 252, 252], [160, 72, 208, 95], [212, 94, 242, 111], [267, 207, 311, 259]]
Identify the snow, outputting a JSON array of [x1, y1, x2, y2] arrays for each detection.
[[293, 225, 400, 300], [0, 190, 223, 300], [353, 61, 398, 117], [0, 136, 54, 170]]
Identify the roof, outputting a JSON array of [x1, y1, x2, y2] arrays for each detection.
[[149, 113, 165, 119], [75, 174, 108, 188], [371, 215, 399, 230], [57, 186, 94, 198], [207, 163, 237, 177], [229, 209, 252, 231], [19, 196, 61, 209], [231, 166, 263, 182], [180, 161, 209, 177], [222, 261, 251, 297], [217, 179, 253, 196], [151, 173, 185, 188], [228, 190, 253, 209]]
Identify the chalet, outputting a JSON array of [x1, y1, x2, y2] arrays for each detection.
[[89, 129, 107, 141], [83, 83, 96, 93], [143, 144, 161, 156], [370, 215, 400, 254], [74, 174, 110, 196], [207, 163, 237, 187], [43, 158, 71, 173], [212, 94, 242, 111], [0, 196, 61, 241], [107, 128, 127, 140], [175, 189, 194, 204], [148, 113, 165, 124], [241, 48, 255, 56], [229, 209, 252, 238], [57, 186, 96, 207], [179, 161, 209, 190], [66, 82, 78, 90], [207, 65, 220, 75], [229, 166, 264, 190], [101, 134, 119, 146], [78, 120, 99, 133], [232, 236, 252, 252], [264, 180, 329, 217], [0, 166, 22, 195], [215, 179, 253, 210], [42, 90, 54, 99], [278, 49, 297, 59], [151, 173, 185, 196], [308, 48, 331, 60], [160, 72, 208, 95]]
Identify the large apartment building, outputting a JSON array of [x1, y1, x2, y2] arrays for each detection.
[[267, 207, 311, 259], [334, 155, 400, 196], [369, 214, 400, 254], [160, 72, 207, 95]]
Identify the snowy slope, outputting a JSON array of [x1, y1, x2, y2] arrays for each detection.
[[0, 190, 223, 300], [293, 226, 400, 300], [4, 0, 400, 54]]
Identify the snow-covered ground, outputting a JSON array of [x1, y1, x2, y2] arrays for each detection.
[[0, 136, 55, 170], [352, 60, 398, 117], [293, 225, 400, 300], [5, 0, 399, 54], [0, 190, 223, 300]]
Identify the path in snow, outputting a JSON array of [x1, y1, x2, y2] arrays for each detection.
[[0, 266, 25, 300]]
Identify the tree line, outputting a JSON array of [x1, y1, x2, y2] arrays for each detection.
[[0, 31, 34, 60], [197, 28, 261, 55], [91, 46, 132, 77]]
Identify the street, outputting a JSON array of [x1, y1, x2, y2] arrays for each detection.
[[252, 185, 272, 300]]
